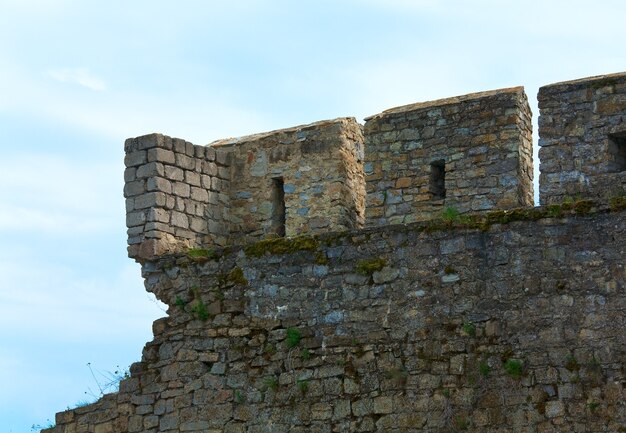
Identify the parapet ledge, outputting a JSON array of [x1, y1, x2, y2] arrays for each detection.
[[209, 117, 360, 148], [538, 71, 626, 99], [364, 86, 526, 121]]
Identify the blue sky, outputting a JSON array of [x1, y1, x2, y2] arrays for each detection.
[[1, 1, 625, 431]]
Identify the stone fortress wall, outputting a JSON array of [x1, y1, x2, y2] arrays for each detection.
[[364, 87, 534, 225], [44, 72, 626, 433], [538, 73, 626, 204], [210, 118, 365, 245]]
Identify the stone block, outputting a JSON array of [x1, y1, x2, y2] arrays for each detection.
[[126, 211, 146, 227], [172, 182, 190, 198], [185, 170, 201, 187], [134, 192, 166, 209], [123, 180, 145, 197], [136, 162, 165, 179], [190, 186, 209, 202], [176, 153, 196, 170], [165, 165, 184, 182], [124, 150, 147, 167], [147, 147, 176, 164], [146, 176, 172, 194]]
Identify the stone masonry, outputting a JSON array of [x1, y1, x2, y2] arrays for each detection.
[[124, 134, 232, 260], [126, 119, 365, 261], [44, 72, 626, 433], [211, 118, 365, 245], [45, 208, 626, 433], [364, 87, 533, 225], [539, 72, 626, 204]]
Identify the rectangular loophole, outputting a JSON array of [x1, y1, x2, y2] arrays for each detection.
[[429, 159, 446, 199], [608, 132, 626, 173], [271, 177, 286, 237]]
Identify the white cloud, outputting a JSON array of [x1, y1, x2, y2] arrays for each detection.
[[0, 154, 122, 235], [47, 67, 106, 91], [0, 259, 165, 340]]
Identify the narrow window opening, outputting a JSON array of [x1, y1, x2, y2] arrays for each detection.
[[608, 132, 626, 173], [271, 177, 286, 237], [429, 159, 446, 199]]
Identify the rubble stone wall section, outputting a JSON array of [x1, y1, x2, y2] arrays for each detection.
[[124, 134, 231, 260], [46, 209, 625, 433], [364, 87, 534, 226], [211, 118, 365, 245], [538, 72, 626, 204]]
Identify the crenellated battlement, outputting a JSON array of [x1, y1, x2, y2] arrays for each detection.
[[538, 72, 626, 204], [45, 71, 626, 433], [364, 87, 533, 225], [124, 73, 626, 261]]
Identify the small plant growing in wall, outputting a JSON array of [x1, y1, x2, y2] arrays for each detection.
[[461, 322, 476, 337], [285, 327, 302, 348], [587, 401, 600, 414], [442, 206, 460, 222], [263, 343, 277, 357], [263, 376, 279, 392], [175, 295, 187, 309], [503, 358, 524, 379], [478, 360, 491, 378], [83, 362, 130, 401], [234, 390, 246, 404], [565, 354, 580, 372], [190, 299, 210, 321], [31, 420, 55, 431], [385, 366, 408, 386], [297, 379, 309, 395], [454, 416, 469, 430], [300, 347, 311, 360], [185, 286, 210, 321]]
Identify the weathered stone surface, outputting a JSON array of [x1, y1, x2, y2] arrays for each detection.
[[210, 118, 365, 244], [50, 208, 626, 433], [364, 87, 534, 225], [51, 73, 626, 433], [538, 72, 626, 204]]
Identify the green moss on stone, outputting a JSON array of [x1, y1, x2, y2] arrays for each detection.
[[227, 267, 248, 285], [590, 77, 619, 89], [356, 258, 387, 276], [572, 199, 594, 215], [444, 265, 456, 275], [610, 196, 626, 211], [187, 248, 218, 262], [315, 251, 329, 265], [244, 235, 319, 258]]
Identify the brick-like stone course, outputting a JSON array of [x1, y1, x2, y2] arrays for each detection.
[[539, 72, 626, 204], [124, 134, 231, 260], [45, 209, 626, 433], [364, 87, 534, 225]]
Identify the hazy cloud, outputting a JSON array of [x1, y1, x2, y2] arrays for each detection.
[[47, 67, 106, 91]]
